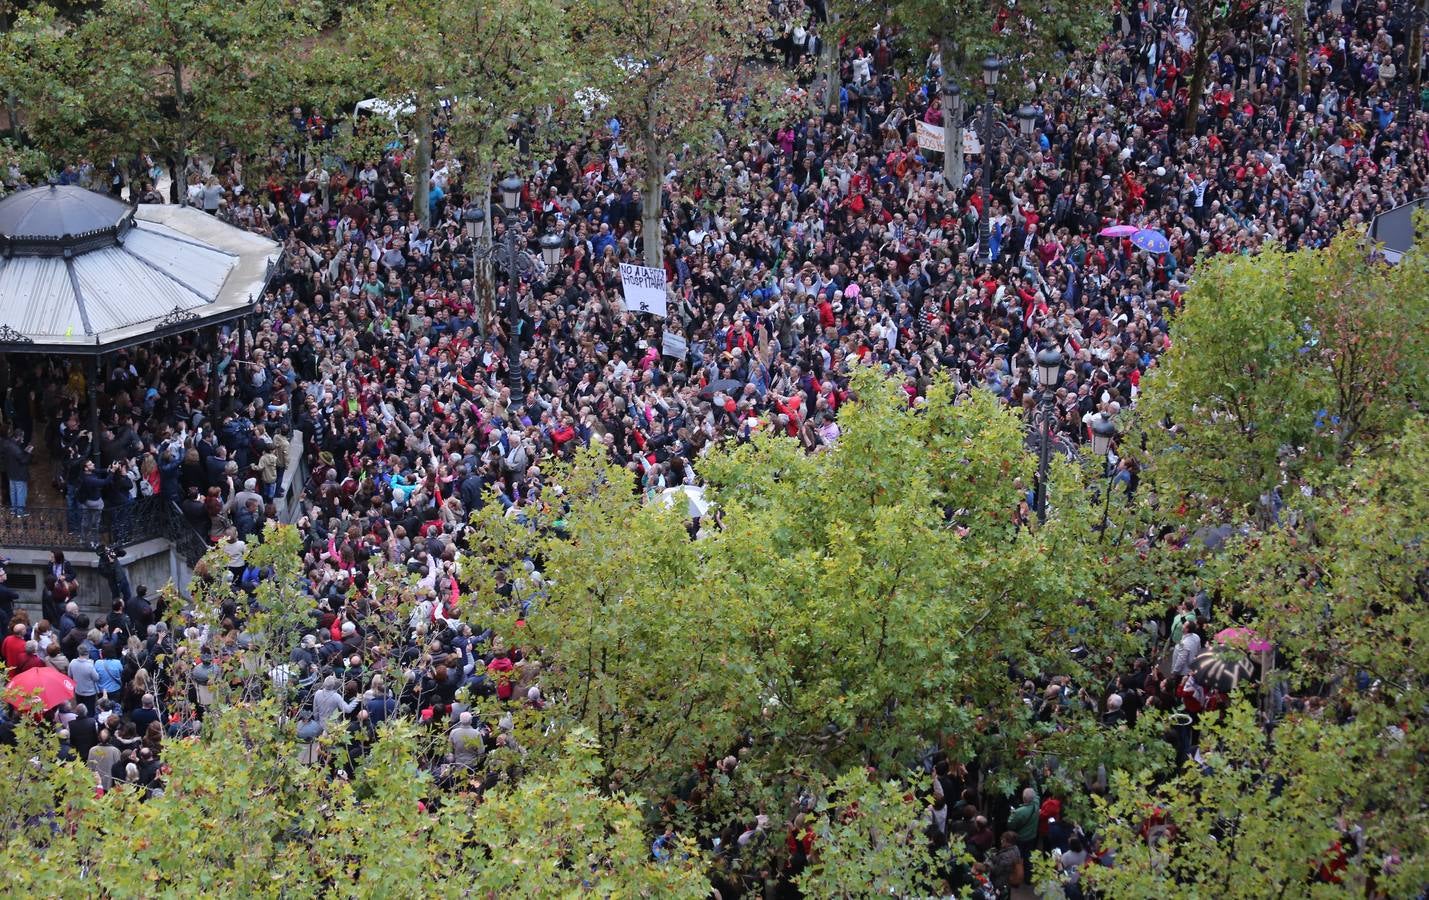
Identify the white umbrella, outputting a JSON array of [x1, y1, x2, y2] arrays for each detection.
[[659, 485, 711, 519]]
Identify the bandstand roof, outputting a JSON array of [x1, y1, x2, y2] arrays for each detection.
[[0, 185, 281, 355]]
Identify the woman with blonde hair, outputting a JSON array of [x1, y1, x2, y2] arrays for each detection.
[[138, 452, 160, 497], [438, 496, 465, 528], [125, 666, 152, 715]]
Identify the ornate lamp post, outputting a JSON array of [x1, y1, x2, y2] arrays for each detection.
[[1034, 346, 1063, 523], [463, 177, 569, 406], [1090, 412, 1120, 537], [975, 57, 1001, 267]]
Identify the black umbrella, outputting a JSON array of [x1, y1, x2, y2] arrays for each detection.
[[1191, 647, 1256, 694], [700, 379, 744, 399]]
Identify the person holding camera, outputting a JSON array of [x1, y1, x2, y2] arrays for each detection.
[[76, 459, 115, 545], [104, 459, 137, 545]]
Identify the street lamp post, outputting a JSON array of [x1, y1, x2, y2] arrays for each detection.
[[1034, 346, 1063, 523], [498, 175, 525, 399], [464, 175, 567, 408], [1090, 413, 1119, 538], [461, 203, 487, 337], [943, 78, 963, 189], [975, 56, 1001, 267]]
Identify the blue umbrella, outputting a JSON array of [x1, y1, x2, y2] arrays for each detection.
[[1130, 228, 1170, 254]]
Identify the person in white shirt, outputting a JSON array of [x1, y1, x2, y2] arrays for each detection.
[[1170, 622, 1202, 677]]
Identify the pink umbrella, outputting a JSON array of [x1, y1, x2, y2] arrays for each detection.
[[1098, 224, 1139, 238], [1214, 626, 1272, 654]]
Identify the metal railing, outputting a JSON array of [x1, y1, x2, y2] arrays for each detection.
[[164, 502, 213, 569], [0, 494, 176, 550], [0, 495, 210, 565]]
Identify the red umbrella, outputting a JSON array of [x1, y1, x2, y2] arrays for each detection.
[[4, 667, 76, 714]]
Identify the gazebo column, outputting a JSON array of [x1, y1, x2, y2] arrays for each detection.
[[209, 324, 222, 423], [0, 352, 10, 416], [88, 353, 102, 461]]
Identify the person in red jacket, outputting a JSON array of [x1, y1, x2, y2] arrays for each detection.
[[1038, 792, 1063, 850], [3, 622, 29, 675], [548, 420, 577, 453], [11, 644, 45, 677], [487, 651, 515, 700], [774, 393, 804, 437]]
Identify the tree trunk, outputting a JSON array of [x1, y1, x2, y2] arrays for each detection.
[[940, 38, 965, 190], [172, 58, 189, 207], [642, 134, 663, 269], [475, 165, 495, 339], [819, 12, 840, 111], [1411, 0, 1426, 87], [1288, 0, 1309, 89], [1183, 19, 1213, 136], [167, 158, 180, 205], [413, 102, 433, 228]]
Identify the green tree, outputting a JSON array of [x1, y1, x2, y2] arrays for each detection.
[[0, 526, 707, 897], [465, 371, 1131, 871], [7, 0, 319, 201], [830, 0, 1108, 187], [574, 0, 788, 268], [1135, 226, 1429, 515], [328, 0, 571, 228], [795, 768, 936, 898], [0, 4, 80, 166], [1092, 415, 1429, 896], [0, 711, 708, 896]]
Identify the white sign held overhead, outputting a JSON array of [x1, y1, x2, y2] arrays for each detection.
[[662, 330, 688, 359], [619, 263, 668, 317], [915, 120, 944, 152], [913, 120, 981, 156]]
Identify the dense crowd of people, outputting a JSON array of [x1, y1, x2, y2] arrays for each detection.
[[2, 0, 1425, 893]]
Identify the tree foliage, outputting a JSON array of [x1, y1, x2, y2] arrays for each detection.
[[0, 525, 707, 898], [1096, 239, 1429, 897], [1135, 225, 1429, 513], [461, 371, 1133, 871], [572, 0, 791, 267], [831, 0, 1107, 91], [323, 0, 573, 224], [3, 0, 319, 194], [794, 768, 936, 898]]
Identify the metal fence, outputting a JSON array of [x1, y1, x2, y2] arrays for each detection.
[[0, 495, 208, 562]]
